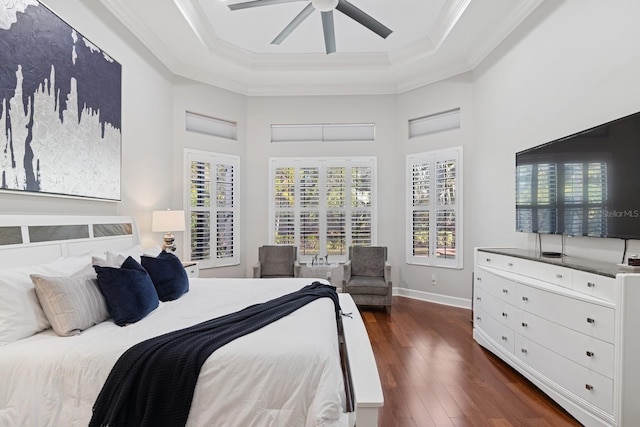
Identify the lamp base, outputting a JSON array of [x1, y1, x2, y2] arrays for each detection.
[[163, 233, 176, 252]]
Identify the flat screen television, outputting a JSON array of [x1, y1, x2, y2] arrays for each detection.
[[516, 111, 640, 239]]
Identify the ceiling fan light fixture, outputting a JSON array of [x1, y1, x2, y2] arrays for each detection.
[[311, 0, 338, 12]]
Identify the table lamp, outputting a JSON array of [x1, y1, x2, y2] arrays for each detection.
[[152, 209, 186, 252]]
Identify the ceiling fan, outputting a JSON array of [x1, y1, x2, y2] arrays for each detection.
[[227, 0, 393, 54]]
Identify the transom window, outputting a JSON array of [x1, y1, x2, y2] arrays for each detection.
[[269, 157, 376, 261]]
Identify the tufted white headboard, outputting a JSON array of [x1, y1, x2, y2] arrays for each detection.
[[0, 215, 139, 269]]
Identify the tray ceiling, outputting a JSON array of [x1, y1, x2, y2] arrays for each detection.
[[99, 0, 544, 95]]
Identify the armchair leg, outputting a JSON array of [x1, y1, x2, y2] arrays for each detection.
[[385, 305, 391, 314]]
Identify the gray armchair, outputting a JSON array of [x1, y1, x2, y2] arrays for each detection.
[[342, 246, 392, 313], [253, 245, 301, 278]]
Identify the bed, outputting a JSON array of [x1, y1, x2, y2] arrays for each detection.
[[0, 215, 383, 426]]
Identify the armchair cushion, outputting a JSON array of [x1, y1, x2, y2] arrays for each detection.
[[259, 245, 297, 277], [345, 276, 389, 296], [351, 246, 386, 277]]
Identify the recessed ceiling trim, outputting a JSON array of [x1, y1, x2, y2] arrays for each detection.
[[466, 0, 544, 69], [173, 0, 220, 50], [428, 0, 472, 50]]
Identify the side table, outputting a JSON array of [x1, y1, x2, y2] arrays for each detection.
[[182, 261, 199, 278], [300, 263, 343, 291]]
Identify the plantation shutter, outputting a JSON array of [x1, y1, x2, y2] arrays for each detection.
[[406, 148, 462, 268], [270, 158, 376, 261], [185, 150, 240, 268]]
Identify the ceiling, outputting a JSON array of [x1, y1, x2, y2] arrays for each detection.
[[100, 0, 544, 96]]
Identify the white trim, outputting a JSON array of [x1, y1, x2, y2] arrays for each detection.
[[393, 286, 471, 310]]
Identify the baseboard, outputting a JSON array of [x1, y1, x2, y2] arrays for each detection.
[[393, 287, 472, 310]]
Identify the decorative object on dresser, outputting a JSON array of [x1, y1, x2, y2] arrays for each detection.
[[253, 245, 301, 278], [342, 246, 392, 313], [151, 209, 185, 252], [473, 247, 640, 427]]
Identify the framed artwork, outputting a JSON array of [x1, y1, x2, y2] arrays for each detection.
[[0, 0, 122, 201]]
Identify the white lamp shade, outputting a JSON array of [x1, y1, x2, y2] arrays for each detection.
[[152, 210, 186, 232]]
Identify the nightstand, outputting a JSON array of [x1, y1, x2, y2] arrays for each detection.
[[182, 261, 199, 278]]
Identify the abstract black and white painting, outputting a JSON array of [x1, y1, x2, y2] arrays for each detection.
[[0, 0, 121, 200]]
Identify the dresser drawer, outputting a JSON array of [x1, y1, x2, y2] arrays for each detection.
[[475, 268, 517, 305], [516, 310, 614, 379], [517, 284, 614, 343], [474, 307, 514, 354], [475, 287, 516, 329], [572, 270, 616, 303], [516, 335, 613, 415], [476, 252, 505, 269]]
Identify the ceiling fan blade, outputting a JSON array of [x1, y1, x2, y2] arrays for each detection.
[[335, 0, 392, 39], [271, 3, 315, 45], [321, 11, 336, 54], [228, 0, 306, 11]]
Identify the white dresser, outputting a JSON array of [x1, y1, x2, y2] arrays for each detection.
[[473, 248, 640, 427]]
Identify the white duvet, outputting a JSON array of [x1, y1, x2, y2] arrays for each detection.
[[0, 278, 350, 427]]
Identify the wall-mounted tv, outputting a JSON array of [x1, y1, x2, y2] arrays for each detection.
[[516, 111, 640, 239]]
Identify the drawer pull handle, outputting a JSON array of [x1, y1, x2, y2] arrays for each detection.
[[521, 348, 528, 354], [556, 274, 563, 279], [585, 384, 594, 391], [476, 296, 482, 301], [522, 296, 529, 302], [587, 282, 596, 288], [486, 258, 491, 262], [476, 316, 482, 321], [587, 317, 595, 324], [521, 322, 528, 328], [501, 336, 508, 341], [502, 289, 509, 294], [502, 312, 508, 317], [477, 277, 482, 281], [507, 262, 513, 267], [586, 351, 595, 357]]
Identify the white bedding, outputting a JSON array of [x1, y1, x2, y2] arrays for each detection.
[[0, 278, 350, 427]]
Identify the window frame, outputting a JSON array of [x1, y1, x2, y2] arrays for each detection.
[[406, 147, 463, 269], [183, 149, 240, 269], [269, 157, 377, 263]]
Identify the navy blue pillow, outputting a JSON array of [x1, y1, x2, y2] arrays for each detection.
[[94, 256, 159, 326], [140, 251, 189, 301]]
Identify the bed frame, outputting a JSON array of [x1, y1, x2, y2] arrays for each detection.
[[0, 214, 383, 426]]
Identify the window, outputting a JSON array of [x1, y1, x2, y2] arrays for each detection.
[[409, 108, 460, 139], [270, 157, 376, 261], [516, 160, 607, 236], [186, 111, 237, 140], [184, 149, 240, 268], [406, 148, 462, 268], [271, 123, 375, 143]]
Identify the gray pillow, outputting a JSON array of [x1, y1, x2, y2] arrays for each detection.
[[31, 265, 109, 337]]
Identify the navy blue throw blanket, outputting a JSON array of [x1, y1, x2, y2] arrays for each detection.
[[90, 282, 340, 427]]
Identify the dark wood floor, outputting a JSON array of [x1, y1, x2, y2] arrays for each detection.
[[361, 296, 583, 427]]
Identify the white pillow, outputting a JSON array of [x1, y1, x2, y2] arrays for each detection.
[[31, 266, 109, 337], [106, 245, 161, 266], [0, 257, 100, 345]]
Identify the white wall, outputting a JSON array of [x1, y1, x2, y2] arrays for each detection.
[[172, 77, 247, 277], [0, 0, 174, 249], [471, 0, 640, 264], [397, 72, 475, 304]]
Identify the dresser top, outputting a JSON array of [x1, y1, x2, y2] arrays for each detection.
[[477, 247, 639, 278]]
